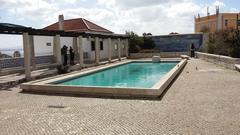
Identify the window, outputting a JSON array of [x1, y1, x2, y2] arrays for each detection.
[[46, 42, 51, 46], [225, 19, 228, 27], [114, 44, 118, 50], [91, 41, 95, 51], [100, 41, 103, 50]]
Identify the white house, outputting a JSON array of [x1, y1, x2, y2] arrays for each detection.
[[34, 15, 127, 63]]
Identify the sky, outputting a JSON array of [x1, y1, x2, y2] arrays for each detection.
[[0, 0, 239, 49]]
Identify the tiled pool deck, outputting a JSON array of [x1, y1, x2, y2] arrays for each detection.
[[0, 59, 240, 134]]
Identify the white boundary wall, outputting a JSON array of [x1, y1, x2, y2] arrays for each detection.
[[196, 52, 240, 69]]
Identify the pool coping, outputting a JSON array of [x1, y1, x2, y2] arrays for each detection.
[[20, 59, 187, 98]]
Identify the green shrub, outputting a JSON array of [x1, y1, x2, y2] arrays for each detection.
[[125, 31, 143, 53], [206, 29, 240, 58], [230, 47, 240, 58]]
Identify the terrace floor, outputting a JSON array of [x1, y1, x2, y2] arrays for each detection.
[[0, 59, 240, 134]]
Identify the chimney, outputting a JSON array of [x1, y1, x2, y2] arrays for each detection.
[[216, 6, 220, 15], [58, 15, 64, 30], [207, 7, 210, 16]]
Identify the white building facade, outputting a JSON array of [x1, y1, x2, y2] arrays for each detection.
[[33, 36, 127, 62]]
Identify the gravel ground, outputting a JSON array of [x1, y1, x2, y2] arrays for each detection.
[[0, 59, 240, 135]]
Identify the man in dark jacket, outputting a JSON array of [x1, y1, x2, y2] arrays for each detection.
[[190, 43, 195, 58], [61, 45, 68, 65], [69, 46, 75, 65]]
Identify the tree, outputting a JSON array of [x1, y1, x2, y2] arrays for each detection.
[[200, 26, 210, 33], [206, 29, 240, 58], [224, 28, 240, 58], [141, 32, 155, 49], [125, 31, 143, 53]]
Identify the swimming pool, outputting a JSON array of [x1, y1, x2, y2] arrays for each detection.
[[21, 59, 187, 98], [55, 62, 177, 88]]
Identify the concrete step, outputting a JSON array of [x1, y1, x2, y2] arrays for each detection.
[[235, 64, 240, 72], [181, 55, 190, 60], [0, 68, 58, 90]]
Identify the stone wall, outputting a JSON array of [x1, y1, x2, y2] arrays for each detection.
[[196, 52, 240, 69], [0, 55, 54, 69], [129, 52, 189, 59]]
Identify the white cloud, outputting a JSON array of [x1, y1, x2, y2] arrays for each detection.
[[96, 0, 200, 34], [97, 0, 192, 9], [0, 0, 239, 35], [0, 0, 58, 21], [229, 8, 239, 13], [213, 0, 225, 7]]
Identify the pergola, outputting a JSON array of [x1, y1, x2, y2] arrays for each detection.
[[0, 23, 129, 80]]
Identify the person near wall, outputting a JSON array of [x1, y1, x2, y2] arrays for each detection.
[[190, 43, 195, 58], [61, 45, 68, 65], [69, 46, 75, 65]]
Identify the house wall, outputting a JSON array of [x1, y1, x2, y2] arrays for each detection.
[[34, 36, 53, 56], [34, 36, 115, 62], [100, 39, 109, 60], [196, 52, 240, 69], [121, 41, 126, 57], [111, 39, 119, 59]]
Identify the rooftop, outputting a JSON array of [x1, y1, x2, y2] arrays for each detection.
[[43, 18, 113, 34], [0, 23, 26, 28]]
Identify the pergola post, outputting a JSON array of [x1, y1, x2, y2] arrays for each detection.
[[108, 38, 112, 62], [77, 36, 84, 67], [118, 38, 121, 61], [29, 35, 36, 69], [23, 32, 31, 80], [53, 34, 62, 65], [95, 37, 100, 65], [72, 37, 79, 64], [125, 39, 129, 58]]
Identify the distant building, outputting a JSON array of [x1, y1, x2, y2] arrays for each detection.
[[0, 51, 12, 58], [195, 7, 240, 33]]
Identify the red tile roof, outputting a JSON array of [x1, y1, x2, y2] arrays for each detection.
[[43, 18, 113, 34]]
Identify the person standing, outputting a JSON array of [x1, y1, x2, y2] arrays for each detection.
[[69, 46, 75, 65], [61, 45, 68, 65], [190, 43, 195, 58]]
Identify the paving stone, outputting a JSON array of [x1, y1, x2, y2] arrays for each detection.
[[0, 59, 240, 134]]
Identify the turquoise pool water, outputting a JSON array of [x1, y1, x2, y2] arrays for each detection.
[[56, 62, 178, 88]]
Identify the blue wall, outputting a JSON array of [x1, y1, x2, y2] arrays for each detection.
[[152, 34, 203, 52]]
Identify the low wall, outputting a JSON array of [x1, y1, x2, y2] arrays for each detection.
[[129, 52, 189, 59], [0, 63, 58, 76], [0, 55, 54, 69], [196, 52, 240, 69]]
